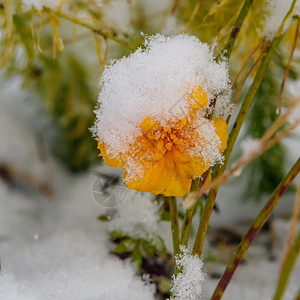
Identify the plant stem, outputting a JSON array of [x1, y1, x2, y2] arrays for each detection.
[[192, 0, 297, 257], [192, 185, 217, 256], [45, 8, 135, 50], [294, 287, 300, 300], [273, 229, 300, 300], [168, 196, 180, 256], [211, 157, 300, 300], [222, 0, 296, 175], [180, 178, 200, 246], [220, 0, 253, 60]]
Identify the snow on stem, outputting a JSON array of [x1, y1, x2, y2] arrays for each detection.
[[211, 156, 300, 300]]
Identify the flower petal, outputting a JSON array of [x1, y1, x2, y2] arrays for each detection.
[[125, 153, 191, 197], [188, 86, 208, 115], [212, 117, 228, 153], [98, 142, 123, 168]]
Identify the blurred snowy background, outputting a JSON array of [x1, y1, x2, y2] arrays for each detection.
[[1, 0, 300, 299]]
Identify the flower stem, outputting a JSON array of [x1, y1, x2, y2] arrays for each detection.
[[220, 0, 253, 60], [45, 8, 135, 50], [180, 178, 200, 246], [192, 0, 297, 257], [273, 229, 300, 300], [211, 157, 300, 300], [192, 186, 217, 256], [168, 196, 180, 256]]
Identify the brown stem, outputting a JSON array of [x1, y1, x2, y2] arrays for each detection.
[[211, 157, 300, 300]]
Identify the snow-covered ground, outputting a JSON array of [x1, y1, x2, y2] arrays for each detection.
[[0, 79, 299, 299]]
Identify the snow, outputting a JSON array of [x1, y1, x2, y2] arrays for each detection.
[[186, 116, 223, 165], [109, 191, 162, 243], [214, 89, 234, 119], [0, 79, 156, 300], [93, 34, 230, 181], [23, 0, 64, 10], [240, 138, 261, 159], [95, 0, 132, 33], [162, 16, 179, 35], [170, 246, 206, 300], [1, 60, 300, 300], [262, 0, 300, 39]]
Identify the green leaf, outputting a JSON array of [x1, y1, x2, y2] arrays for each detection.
[[114, 239, 133, 254], [160, 210, 170, 221], [97, 214, 110, 221], [150, 236, 167, 254], [110, 230, 126, 239], [132, 241, 142, 272], [141, 240, 155, 257]]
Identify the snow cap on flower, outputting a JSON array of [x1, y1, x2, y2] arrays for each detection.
[[94, 34, 229, 154], [170, 246, 206, 300], [93, 34, 229, 197]]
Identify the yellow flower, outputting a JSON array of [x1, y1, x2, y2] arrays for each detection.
[[98, 86, 228, 197]]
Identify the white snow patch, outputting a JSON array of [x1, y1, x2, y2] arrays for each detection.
[[262, 0, 300, 40], [109, 191, 162, 243], [162, 16, 179, 35], [170, 246, 206, 300], [214, 89, 234, 118], [0, 79, 156, 300], [241, 138, 261, 159], [96, 0, 132, 33]]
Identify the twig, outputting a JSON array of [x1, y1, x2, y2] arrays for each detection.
[[279, 17, 300, 114], [280, 181, 300, 273], [273, 229, 300, 300], [0, 163, 53, 197], [226, 48, 266, 124], [211, 157, 300, 300], [171, 0, 179, 15], [223, 0, 297, 177], [180, 2, 200, 33], [191, 2, 298, 250], [231, 38, 266, 89], [185, 111, 300, 205], [191, 99, 299, 255], [45, 7, 135, 50]]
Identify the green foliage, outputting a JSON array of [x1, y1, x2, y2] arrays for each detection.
[[110, 230, 166, 272], [0, 7, 101, 171], [23, 51, 99, 171]]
